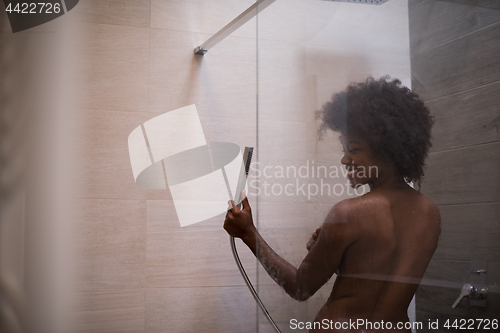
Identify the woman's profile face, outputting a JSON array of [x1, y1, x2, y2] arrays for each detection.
[[339, 134, 386, 188]]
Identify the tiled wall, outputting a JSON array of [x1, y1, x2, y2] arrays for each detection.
[[73, 1, 257, 331], [72, 1, 410, 332], [409, 0, 500, 329]]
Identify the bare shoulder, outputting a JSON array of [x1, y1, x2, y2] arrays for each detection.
[[416, 192, 442, 228], [326, 194, 390, 224], [319, 198, 364, 247]]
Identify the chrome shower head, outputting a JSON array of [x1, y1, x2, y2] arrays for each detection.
[[322, 0, 390, 5]]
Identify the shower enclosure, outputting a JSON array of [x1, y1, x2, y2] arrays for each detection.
[[0, 1, 498, 332], [253, 0, 412, 331]]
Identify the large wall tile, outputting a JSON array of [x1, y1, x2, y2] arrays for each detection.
[[258, 120, 308, 164], [421, 142, 500, 205], [257, 0, 306, 44], [305, 0, 409, 56], [417, 281, 499, 320], [248, 155, 360, 204], [146, 199, 230, 232], [427, 0, 500, 11], [427, 81, 500, 152], [421, 260, 470, 288], [146, 188, 173, 201], [258, 39, 307, 123], [146, 200, 180, 232], [74, 199, 146, 289], [433, 203, 500, 262], [78, 59, 149, 112], [80, 23, 149, 62], [141, 111, 257, 201], [146, 227, 257, 287], [78, 23, 149, 111], [75, 109, 147, 200], [256, 201, 310, 229], [411, 22, 500, 101], [148, 29, 256, 118], [146, 286, 257, 333], [489, 262, 500, 293], [199, 115, 256, 148], [306, 48, 374, 94], [256, 284, 308, 333], [78, 148, 147, 200], [75, 0, 150, 27], [306, 46, 412, 99], [249, 156, 322, 203], [418, 259, 500, 319], [150, 0, 256, 38], [75, 289, 145, 333], [409, 0, 500, 54], [409, 0, 424, 7], [76, 109, 147, 151]]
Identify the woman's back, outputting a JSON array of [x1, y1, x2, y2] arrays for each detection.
[[313, 185, 441, 331], [225, 77, 439, 333]]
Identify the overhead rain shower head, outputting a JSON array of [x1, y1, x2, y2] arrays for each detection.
[[322, 0, 390, 5]]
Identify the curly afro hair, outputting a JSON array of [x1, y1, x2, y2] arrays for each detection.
[[316, 76, 434, 189]]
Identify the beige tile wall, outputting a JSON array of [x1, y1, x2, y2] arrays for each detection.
[[73, 0, 410, 332], [75, 289, 146, 333]]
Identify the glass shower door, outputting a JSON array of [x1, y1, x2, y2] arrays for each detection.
[[255, 0, 413, 331]]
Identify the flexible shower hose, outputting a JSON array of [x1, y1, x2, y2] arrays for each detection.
[[230, 235, 281, 333]]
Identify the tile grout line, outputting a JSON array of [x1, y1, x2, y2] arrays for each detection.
[[79, 107, 148, 114], [423, 79, 500, 104], [437, 200, 500, 207], [429, 140, 500, 155], [74, 284, 264, 293], [140, 124, 155, 163], [145, 1, 152, 328], [429, 259, 478, 263], [77, 24, 411, 57], [411, 20, 500, 56]]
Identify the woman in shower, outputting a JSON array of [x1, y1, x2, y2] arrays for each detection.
[[224, 77, 441, 332]]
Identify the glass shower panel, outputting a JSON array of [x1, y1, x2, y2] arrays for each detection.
[[255, 0, 412, 331], [408, 0, 500, 330]]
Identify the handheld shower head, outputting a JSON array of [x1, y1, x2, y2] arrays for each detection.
[[234, 147, 253, 208]]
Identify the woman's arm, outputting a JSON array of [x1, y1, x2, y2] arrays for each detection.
[[306, 226, 322, 251], [224, 195, 357, 301]]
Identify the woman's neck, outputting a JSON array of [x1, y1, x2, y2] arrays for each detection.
[[369, 168, 409, 192]]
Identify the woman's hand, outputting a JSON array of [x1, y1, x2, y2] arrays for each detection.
[[306, 226, 322, 251], [224, 192, 255, 240]]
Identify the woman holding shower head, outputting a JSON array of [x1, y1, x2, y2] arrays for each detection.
[[224, 77, 441, 332]]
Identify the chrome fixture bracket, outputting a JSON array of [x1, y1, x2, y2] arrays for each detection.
[[194, 0, 276, 55]]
